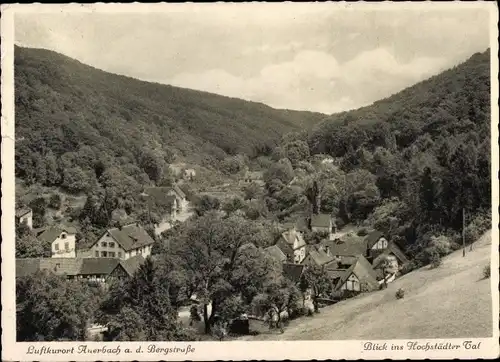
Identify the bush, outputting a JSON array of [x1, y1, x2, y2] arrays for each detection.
[[400, 261, 417, 275], [395, 288, 405, 299], [49, 193, 62, 209], [429, 252, 442, 269], [483, 265, 491, 279]]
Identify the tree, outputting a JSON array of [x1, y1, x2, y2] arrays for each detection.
[[419, 167, 439, 223], [284, 140, 310, 166], [252, 278, 301, 331], [193, 195, 221, 216], [168, 213, 277, 334], [264, 158, 294, 186], [16, 223, 50, 258], [99, 257, 182, 341], [242, 182, 261, 200], [222, 197, 245, 215], [16, 271, 97, 341], [299, 266, 331, 312]]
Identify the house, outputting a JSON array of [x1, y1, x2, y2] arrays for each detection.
[[87, 223, 156, 260], [241, 171, 265, 186], [16, 207, 33, 229], [302, 246, 335, 268], [264, 245, 287, 264], [183, 168, 196, 181], [310, 214, 336, 239], [319, 233, 368, 263], [38, 225, 77, 258], [143, 187, 178, 220], [327, 254, 379, 293], [365, 230, 409, 268], [16, 255, 146, 283], [167, 184, 189, 211], [371, 242, 410, 275], [275, 227, 307, 264]]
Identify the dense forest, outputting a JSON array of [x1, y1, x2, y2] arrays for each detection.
[[14, 45, 325, 191]]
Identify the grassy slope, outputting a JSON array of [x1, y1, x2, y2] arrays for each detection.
[[242, 230, 493, 340]]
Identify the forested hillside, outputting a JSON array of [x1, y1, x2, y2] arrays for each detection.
[[299, 49, 491, 257], [14, 45, 325, 192]]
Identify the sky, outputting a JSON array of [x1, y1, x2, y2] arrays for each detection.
[[14, 3, 492, 114]]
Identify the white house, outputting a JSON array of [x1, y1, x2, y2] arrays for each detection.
[[38, 226, 77, 258], [276, 227, 307, 264], [84, 223, 156, 260], [16, 207, 33, 229], [168, 184, 189, 211]]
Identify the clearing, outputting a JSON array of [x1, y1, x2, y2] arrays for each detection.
[[240, 230, 494, 340]]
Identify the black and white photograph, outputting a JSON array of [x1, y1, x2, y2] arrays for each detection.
[[1, 2, 499, 361]]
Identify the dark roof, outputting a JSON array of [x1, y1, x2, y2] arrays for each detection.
[[103, 223, 156, 251], [326, 268, 350, 285], [79, 258, 121, 275], [264, 245, 287, 263], [38, 226, 77, 243], [172, 184, 186, 199], [322, 234, 367, 257], [143, 187, 177, 208], [352, 254, 379, 290], [39, 258, 83, 276], [282, 263, 305, 284], [16, 207, 32, 218], [16, 257, 143, 278], [16, 258, 41, 278], [310, 214, 332, 228], [305, 248, 334, 267], [365, 230, 385, 249], [372, 242, 410, 268]]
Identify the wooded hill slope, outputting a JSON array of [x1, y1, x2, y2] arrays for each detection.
[[14, 45, 325, 182]]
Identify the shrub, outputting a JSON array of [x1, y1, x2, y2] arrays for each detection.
[[357, 228, 369, 237], [48, 193, 62, 209], [395, 288, 405, 299], [429, 252, 442, 269], [483, 265, 491, 279], [400, 261, 417, 276]]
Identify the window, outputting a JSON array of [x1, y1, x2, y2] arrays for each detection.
[[109, 242, 115, 248], [108, 252, 116, 258], [138, 248, 142, 254], [95, 251, 99, 257], [101, 242, 107, 247], [101, 251, 107, 257], [61, 233, 66, 239], [54, 243, 59, 251], [118, 252, 122, 258], [64, 242, 69, 251]]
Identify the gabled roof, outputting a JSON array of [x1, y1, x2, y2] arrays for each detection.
[[79, 258, 121, 275], [282, 263, 306, 284], [322, 234, 367, 257], [281, 230, 306, 249], [118, 255, 146, 276], [310, 214, 332, 228], [264, 245, 287, 263], [305, 248, 334, 267], [372, 242, 410, 268], [365, 230, 385, 249], [38, 225, 77, 244], [15, 207, 32, 218], [99, 223, 156, 252], [352, 254, 379, 289]]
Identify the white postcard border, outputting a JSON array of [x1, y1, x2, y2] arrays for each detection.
[[2, 2, 499, 361]]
